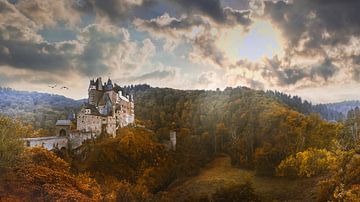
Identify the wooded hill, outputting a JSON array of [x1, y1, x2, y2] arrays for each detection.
[[0, 87, 83, 133], [1, 85, 360, 201]]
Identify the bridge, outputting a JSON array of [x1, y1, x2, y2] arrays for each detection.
[[23, 136, 68, 150]]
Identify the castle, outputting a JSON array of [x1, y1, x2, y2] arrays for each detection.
[[23, 77, 135, 150], [77, 77, 134, 137]]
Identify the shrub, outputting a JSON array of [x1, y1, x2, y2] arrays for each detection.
[[276, 148, 336, 177]]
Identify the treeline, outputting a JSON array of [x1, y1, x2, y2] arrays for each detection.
[[0, 87, 83, 133], [266, 90, 344, 121]]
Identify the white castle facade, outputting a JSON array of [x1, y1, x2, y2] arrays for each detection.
[[77, 77, 135, 137], [24, 77, 135, 150]]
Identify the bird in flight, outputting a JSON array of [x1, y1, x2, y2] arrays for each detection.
[[48, 84, 57, 89]]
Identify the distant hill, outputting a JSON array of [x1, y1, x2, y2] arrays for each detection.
[[325, 101, 360, 116], [265, 91, 360, 121], [0, 87, 84, 131], [1, 84, 358, 132]]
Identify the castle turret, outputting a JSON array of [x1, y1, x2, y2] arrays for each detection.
[[88, 77, 103, 105], [89, 79, 96, 90], [105, 78, 113, 91], [97, 77, 103, 91]]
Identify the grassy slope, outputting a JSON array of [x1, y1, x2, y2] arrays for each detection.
[[165, 154, 319, 201]]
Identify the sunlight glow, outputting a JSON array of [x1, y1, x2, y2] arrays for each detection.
[[217, 20, 284, 62]]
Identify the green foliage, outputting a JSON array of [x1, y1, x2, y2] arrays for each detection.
[[133, 87, 340, 176], [276, 148, 337, 177], [0, 116, 25, 171], [0, 87, 82, 131], [266, 90, 344, 121]]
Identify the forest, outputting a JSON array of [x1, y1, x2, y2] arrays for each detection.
[[1, 86, 360, 201], [0, 87, 83, 134]]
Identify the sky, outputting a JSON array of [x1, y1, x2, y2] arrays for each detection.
[[0, 0, 360, 103]]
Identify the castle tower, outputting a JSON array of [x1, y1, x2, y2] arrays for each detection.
[[88, 79, 97, 105], [97, 77, 103, 91], [105, 78, 113, 91], [88, 77, 103, 105]]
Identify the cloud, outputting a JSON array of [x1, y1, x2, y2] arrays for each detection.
[[171, 0, 225, 22], [134, 11, 251, 68], [0, 24, 78, 73], [0, 0, 158, 79], [197, 71, 216, 86], [264, 0, 360, 52], [170, 0, 251, 26], [76, 0, 156, 22], [15, 0, 81, 27], [128, 69, 176, 82], [76, 24, 130, 76], [262, 56, 339, 86]]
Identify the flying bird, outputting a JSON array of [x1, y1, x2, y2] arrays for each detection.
[[48, 84, 57, 89]]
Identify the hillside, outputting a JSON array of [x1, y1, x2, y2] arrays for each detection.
[[1, 86, 359, 201], [326, 100, 360, 116], [0, 87, 83, 132], [166, 154, 318, 201]]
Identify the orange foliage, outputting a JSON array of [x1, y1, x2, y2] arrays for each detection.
[[0, 147, 101, 201]]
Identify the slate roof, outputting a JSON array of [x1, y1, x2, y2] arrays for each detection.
[[83, 103, 101, 116], [56, 120, 71, 126]]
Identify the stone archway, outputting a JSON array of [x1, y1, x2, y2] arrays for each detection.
[[59, 129, 67, 136]]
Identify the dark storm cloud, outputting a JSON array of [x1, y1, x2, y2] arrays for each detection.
[[264, 0, 360, 51], [263, 57, 339, 86], [171, 0, 225, 22], [310, 58, 338, 81], [0, 25, 74, 73], [0, 0, 148, 79]]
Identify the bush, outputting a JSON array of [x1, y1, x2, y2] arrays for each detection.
[[0, 116, 24, 172], [0, 147, 101, 201], [276, 148, 336, 177]]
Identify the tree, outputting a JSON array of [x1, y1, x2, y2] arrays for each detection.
[[0, 147, 101, 201], [276, 148, 336, 178], [0, 116, 24, 172]]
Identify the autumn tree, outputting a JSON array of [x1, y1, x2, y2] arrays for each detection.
[[0, 116, 24, 172], [0, 147, 101, 201]]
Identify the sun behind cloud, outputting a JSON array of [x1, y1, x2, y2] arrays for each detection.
[[217, 19, 284, 62]]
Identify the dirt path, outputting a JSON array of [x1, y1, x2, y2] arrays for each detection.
[[166, 154, 318, 201]]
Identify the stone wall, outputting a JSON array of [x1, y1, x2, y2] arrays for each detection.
[[23, 136, 68, 150], [68, 132, 96, 149], [77, 111, 102, 135]]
